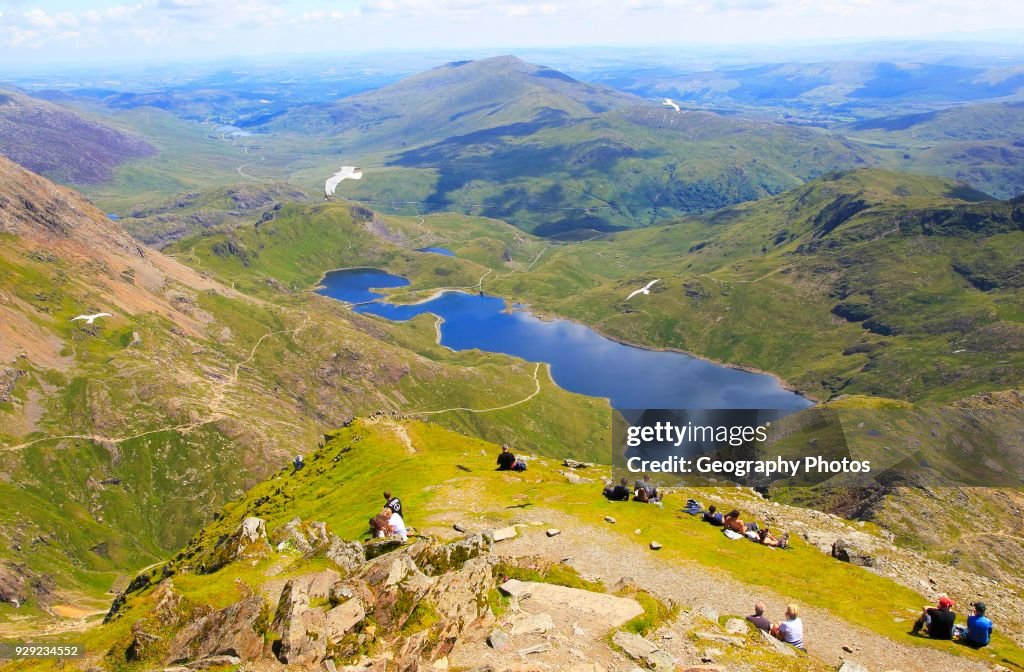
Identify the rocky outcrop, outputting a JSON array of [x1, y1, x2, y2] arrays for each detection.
[[612, 630, 676, 669], [272, 517, 332, 556], [0, 560, 50, 608], [205, 517, 271, 572], [325, 535, 366, 574], [832, 537, 880, 568], [166, 595, 265, 664], [272, 578, 328, 666]]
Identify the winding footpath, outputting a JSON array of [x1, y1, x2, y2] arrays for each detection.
[[2, 310, 313, 453]]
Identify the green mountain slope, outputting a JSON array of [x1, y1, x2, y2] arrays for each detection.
[[361, 168, 1023, 403], [0, 88, 155, 185], [262, 56, 875, 236], [848, 102, 1024, 199], [263, 55, 639, 147], [0, 157, 608, 627]]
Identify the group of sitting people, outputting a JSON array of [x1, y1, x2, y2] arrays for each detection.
[[912, 594, 993, 648], [602, 475, 664, 507], [746, 602, 806, 652], [698, 504, 789, 548], [368, 491, 408, 542]]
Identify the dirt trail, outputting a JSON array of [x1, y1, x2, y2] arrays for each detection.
[[2, 309, 313, 453], [409, 363, 543, 416], [497, 508, 992, 672]]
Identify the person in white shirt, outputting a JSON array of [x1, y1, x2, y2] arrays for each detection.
[[772, 604, 805, 651], [387, 508, 408, 542]]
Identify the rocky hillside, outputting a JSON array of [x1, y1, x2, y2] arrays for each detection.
[[0, 89, 154, 184]]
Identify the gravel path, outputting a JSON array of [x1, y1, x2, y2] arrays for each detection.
[[497, 508, 993, 672]]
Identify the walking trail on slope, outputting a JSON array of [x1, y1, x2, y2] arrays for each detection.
[[493, 508, 993, 672]]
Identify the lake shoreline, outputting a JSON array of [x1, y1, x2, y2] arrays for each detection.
[[311, 267, 818, 407]]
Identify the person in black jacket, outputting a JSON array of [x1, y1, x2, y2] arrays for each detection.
[[496, 444, 516, 470], [602, 477, 631, 501], [384, 491, 403, 518], [912, 595, 957, 639]]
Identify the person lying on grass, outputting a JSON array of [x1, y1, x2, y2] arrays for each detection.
[[758, 528, 790, 548], [702, 505, 724, 526], [603, 477, 631, 501]]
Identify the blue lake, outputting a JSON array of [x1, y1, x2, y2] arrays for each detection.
[[416, 246, 456, 257], [317, 268, 812, 411]]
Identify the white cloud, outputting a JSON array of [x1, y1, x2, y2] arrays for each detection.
[[0, 0, 1022, 57]]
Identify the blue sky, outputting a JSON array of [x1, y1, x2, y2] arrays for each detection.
[[1, 0, 1023, 65]]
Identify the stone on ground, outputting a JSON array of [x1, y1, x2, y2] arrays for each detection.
[[759, 629, 797, 657], [492, 526, 518, 542], [487, 628, 509, 651], [612, 630, 676, 670], [604, 516, 616, 524], [546, 528, 561, 537], [838, 662, 869, 672], [724, 617, 749, 635], [650, 541, 663, 550]]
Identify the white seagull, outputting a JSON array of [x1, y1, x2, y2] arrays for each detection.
[[324, 166, 363, 198], [662, 98, 680, 112], [626, 279, 660, 300], [71, 313, 112, 325]]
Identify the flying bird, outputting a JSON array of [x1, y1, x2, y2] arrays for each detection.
[[662, 98, 680, 112], [71, 313, 112, 325], [626, 280, 660, 300], [324, 166, 363, 198]]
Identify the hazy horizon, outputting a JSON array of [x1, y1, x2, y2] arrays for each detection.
[[2, 0, 1023, 68]]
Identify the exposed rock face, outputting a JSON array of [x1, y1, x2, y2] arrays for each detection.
[[0, 365, 24, 403], [206, 517, 271, 571], [832, 537, 879, 568], [166, 595, 265, 664], [612, 630, 676, 669], [272, 517, 332, 556], [272, 579, 327, 666], [326, 536, 366, 574], [0, 560, 31, 606], [126, 620, 161, 661]]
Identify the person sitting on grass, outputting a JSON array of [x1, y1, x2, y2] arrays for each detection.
[[384, 491, 403, 517], [702, 505, 724, 526], [955, 602, 992, 648], [911, 595, 956, 640], [746, 602, 771, 633], [387, 506, 408, 542], [771, 604, 806, 652], [369, 509, 392, 538], [603, 477, 631, 501], [758, 528, 790, 548], [634, 475, 663, 503], [496, 444, 516, 471]]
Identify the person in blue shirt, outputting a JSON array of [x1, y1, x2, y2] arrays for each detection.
[[957, 602, 993, 648]]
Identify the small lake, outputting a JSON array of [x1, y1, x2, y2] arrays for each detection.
[[317, 268, 812, 411], [416, 246, 456, 257]]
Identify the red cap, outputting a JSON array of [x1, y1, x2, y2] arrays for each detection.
[[938, 596, 956, 609]]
